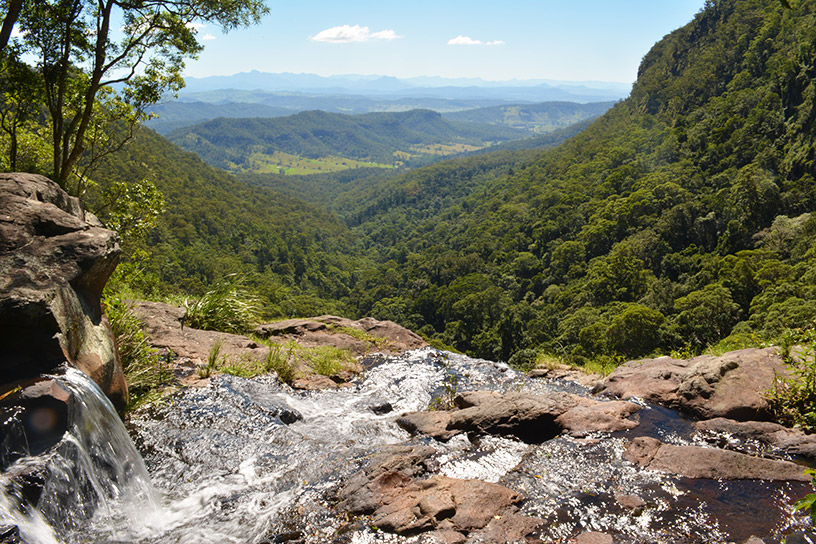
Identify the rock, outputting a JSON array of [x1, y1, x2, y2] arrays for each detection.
[[396, 411, 457, 441], [555, 400, 641, 436], [623, 437, 810, 481], [447, 390, 580, 443], [337, 445, 543, 541], [527, 365, 604, 389], [600, 348, 787, 421], [695, 417, 816, 460], [254, 315, 426, 356], [573, 532, 614, 544], [397, 390, 641, 443], [0, 173, 126, 410], [0, 378, 73, 468]]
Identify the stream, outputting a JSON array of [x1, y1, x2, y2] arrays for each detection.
[[1, 348, 813, 543]]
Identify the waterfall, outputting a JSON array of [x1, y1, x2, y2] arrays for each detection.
[[0, 368, 159, 544]]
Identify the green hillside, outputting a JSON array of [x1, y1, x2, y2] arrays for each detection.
[[442, 101, 615, 132], [146, 101, 293, 134], [91, 127, 360, 317], [166, 109, 528, 174], [340, 0, 816, 364]]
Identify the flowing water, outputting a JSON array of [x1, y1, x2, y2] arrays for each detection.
[[1, 349, 813, 543]]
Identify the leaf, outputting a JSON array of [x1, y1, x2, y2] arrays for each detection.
[[780, 0, 792, 8]]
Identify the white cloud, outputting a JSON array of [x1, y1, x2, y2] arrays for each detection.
[[311, 25, 401, 43], [186, 22, 206, 30], [10, 27, 25, 39], [201, 34, 217, 41], [447, 35, 504, 46]]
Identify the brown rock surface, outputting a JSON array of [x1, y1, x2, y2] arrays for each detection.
[[623, 437, 810, 481], [337, 444, 543, 542], [600, 348, 787, 421], [398, 390, 641, 443], [0, 173, 126, 409], [695, 417, 816, 460], [254, 315, 426, 356]]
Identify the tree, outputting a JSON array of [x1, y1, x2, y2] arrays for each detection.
[[13, 0, 267, 189]]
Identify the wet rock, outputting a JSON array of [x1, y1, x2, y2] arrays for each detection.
[[0, 173, 126, 410], [254, 315, 427, 356], [744, 537, 765, 544], [623, 437, 810, 481], [600, 348, 786, 421], [614, 493, 646, 514], [398, 391, 641, 443], [0, 378, 72, 467], [0, 525, 20, 544], [369, 401, 393, 415], [695, 417, 816, 460]]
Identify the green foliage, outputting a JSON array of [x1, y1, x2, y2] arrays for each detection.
[[6, 0, 267, 186], [442, 101, 614, 133], [102, 292, 173, 410], [199, 339, 224, 378], [767, 328, 816, 432], [429, 354, 460, 410], [794, 470, 816, 524], [299, 345, 353, 376], [262, 341, 297, 383], [183, 275, 260, 334]]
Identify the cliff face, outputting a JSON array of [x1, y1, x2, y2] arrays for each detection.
[[0, 173, 127, 410]]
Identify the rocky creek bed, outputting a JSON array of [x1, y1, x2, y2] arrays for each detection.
[[2, 174, 816, 544]]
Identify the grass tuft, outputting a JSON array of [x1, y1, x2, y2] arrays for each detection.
[[183, 274, 259, 334]]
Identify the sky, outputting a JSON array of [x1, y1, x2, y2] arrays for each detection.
[[182, 0, 709, 84]]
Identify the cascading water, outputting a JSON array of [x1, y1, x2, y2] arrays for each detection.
[[1, 368, 158, 544], [1, 349, 813, 544]]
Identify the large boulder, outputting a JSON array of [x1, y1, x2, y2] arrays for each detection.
[[623, 436, 810, 481], [397, 390, 641, 443], [599, 348, 786, 421], [0, 173, 126, 410]]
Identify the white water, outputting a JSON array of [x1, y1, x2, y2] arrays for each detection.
[[1, 350, 811, 544]]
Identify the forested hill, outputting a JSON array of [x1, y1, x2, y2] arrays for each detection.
[[166, 109, 527, 173], [92, 127, 360, 317], [442, 101, 615, 132], [343, 0, 816, 365]]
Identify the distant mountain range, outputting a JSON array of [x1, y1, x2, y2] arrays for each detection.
[[178, 71, 631, 103]]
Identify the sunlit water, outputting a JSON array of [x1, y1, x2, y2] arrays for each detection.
[[1, 349, 813, 543]]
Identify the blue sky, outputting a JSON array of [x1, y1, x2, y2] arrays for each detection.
[[184, 0, 708, 83]]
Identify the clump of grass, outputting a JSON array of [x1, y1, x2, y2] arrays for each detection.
[[183, 274, 259, 334], [300, 345, 353, 376], [266, 341, 298, 383], [199, 339, 225, 378], [103, 293, 173, 410]]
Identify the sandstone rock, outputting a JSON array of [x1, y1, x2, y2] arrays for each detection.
[[555, 400, 641, 436], [695, 417, 816, 460], [254, 315, 426, 356], [0, 173, 126, 409], [572, 531, 614, 544], [601, 348, 787, 421], [397, 390, 641, 443], [337, 444, 543, 541], [527, 366, 604, 389], [623, 437, 810, 481]]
